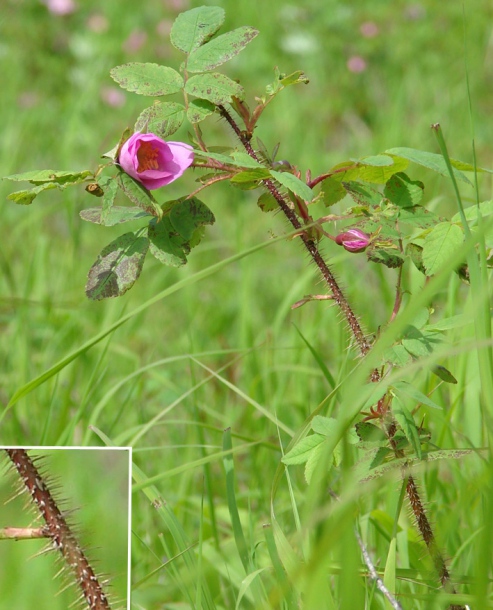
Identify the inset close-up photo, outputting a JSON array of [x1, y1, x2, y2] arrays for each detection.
[[0, 447, 130, 610]]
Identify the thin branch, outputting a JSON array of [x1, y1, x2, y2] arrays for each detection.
[[354, 527, 403, 610], [0, 526, 50, 541]]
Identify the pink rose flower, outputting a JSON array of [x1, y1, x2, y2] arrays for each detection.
[[335, 229, 371, 253], [118, 133, 194, 190]]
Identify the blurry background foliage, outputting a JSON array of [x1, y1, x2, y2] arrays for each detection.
[[1, 1, 493, 606]]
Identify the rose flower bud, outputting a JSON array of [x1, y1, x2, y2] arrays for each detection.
[[118, 132, 194, 190], [335, 228, 371, 253]]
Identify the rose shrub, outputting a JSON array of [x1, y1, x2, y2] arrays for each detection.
[[118, 132, 194, 190]]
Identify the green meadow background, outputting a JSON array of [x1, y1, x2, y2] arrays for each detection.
[[1, 1, 493, 609]]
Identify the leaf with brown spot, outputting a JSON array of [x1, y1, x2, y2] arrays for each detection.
[[86, 231, 149, 300], [187, 26, 259, 72]]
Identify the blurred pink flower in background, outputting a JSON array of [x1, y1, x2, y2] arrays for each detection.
[[123, 30, 148, 54], [347, 55, 367, 73], [18, 92, 41, 109], [163, 0, 190, 10], [100, 87, 126, 108], [86, 13, 109, 33], [157, 19, 174, 37], [42, 0, 76, 15], [360, 21, 379, 38], [118, 133, 194, 190]]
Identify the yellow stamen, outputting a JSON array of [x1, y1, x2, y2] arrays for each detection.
[[136, 140, 160, 172]]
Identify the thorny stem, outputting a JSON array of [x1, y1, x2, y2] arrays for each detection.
[[218, 105, 378, 380], [386, 422, 464, 609], [5, 449, 112, 610], [217, 105, 464, 608]]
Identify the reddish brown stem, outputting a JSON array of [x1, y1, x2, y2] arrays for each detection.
[[307, 165, 359, 189], [5, 449, 111, 610], [218, 105, 464, 609], [218, 105, 377, 378]]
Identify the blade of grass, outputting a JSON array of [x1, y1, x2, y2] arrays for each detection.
[[223, 428, 250, 573], [3, 229, 303, 415], [191, 357, 294, 435], [133, 461, 217, 610], [263, 523, 298, 609], [293, 323, 336, 389], [223, 428, 267, 607]]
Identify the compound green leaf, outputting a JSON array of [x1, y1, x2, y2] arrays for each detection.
[[86, 231, 149, 300], [384, 172, 424, 208], [355, 422, 389, 444], [282, 434, 325, 465], [398, 206, 440, 228], [270, 170, 313, 202], [4, 169, 92, 185], [431, 365, 458, 384], [367, 248, 404, 268], [344, 181, 381, 206], [170, 6, 225, 54], [423, 314, 469, 331], [194, 149, 262, 169], [326, 160, 360, 182], [80, 206, 150, 226], [392, 395, 422, 459], [393, 381, 441, 410], [117, 172, 162, 218], [451, 200, 493, 224], [321, 177, 346, 207], [304, 440, 328, 484], [385, 147, 472, 185], [148, 216, 188, 267], [257, 192, 278, 212], [134, 101, 185, 137], [185, 72, 244, 104], [110, 63, 183, 96], [311, 416, 337, 436], [186, 99, 216, 123], [406, 242, 426, 274], [422, 222, 464, 275], [187, 26, 258, 72], [100, 178, 118, 220], [169, 197, 215, 240], [7, 182, 58, 205], [358, 154, 394, 167], [384, 344, 413, 366], [230, 169, 270, 185], [402, 327, 441, 357]]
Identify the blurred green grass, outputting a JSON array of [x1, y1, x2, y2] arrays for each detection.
[[1, 1, 493, 608]]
